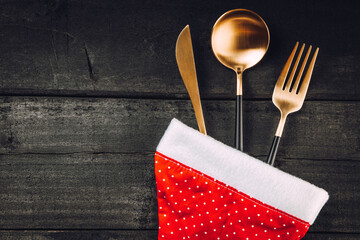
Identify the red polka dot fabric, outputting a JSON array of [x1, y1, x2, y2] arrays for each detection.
[[155, 152, 310, 240]]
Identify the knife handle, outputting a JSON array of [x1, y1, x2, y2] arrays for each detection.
[[188, 92, 207, 135], [192, 100, 207, 135]]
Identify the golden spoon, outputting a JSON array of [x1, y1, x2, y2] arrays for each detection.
[[211, 9, 270, 151]]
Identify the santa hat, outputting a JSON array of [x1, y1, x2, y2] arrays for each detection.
[[154, 118, 329, 240]]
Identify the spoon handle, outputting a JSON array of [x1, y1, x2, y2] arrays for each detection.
[[235, 71, 243, 151], [235, 95, 243, 151]]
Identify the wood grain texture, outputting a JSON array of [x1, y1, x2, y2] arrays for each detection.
[[0, 0, 359, 238], [0, 153, 158, 230], [0, 0, 359, 100], [0, 153, 358, 232], [0, 97, 359, 161], [0, 231, 359, 240], [0, 230, 159, 240]]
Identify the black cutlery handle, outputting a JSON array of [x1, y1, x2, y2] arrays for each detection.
[[267, 136, 281, 166], [235, 95, 243, 151]]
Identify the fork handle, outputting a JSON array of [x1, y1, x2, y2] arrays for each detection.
[[235, 95, 243, 151], [267, 136, 281, 166]]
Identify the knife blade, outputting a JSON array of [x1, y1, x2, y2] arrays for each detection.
[[175, 25, 207, 135]]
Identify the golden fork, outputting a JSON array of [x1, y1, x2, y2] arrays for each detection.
[[267, 42, 319, 166]]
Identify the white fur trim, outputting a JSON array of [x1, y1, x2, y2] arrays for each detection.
[[156, 118, 329, 224]]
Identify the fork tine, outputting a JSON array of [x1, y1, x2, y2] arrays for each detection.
[[298, 47, 319, 96], [284, 43, 305, 91], [276, 42, 299, 89], [292, 45, 312, 93]]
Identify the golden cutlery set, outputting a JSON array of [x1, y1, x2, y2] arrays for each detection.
[[175, 9, 319, 165]]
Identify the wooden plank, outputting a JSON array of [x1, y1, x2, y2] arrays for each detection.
[[0, 153, 358, 232], [0, 153, 158, 229], [303, 233, 360, 240], [0, 231, 359, 240], [0, 230, 159, 240], [0, 0, 359, 100], [0, 97, 358, 160]]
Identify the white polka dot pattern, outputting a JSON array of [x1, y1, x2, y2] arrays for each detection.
[[155, 152, 310, 239]]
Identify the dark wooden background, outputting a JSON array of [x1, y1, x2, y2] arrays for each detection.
[[0, 0, 359, 239]]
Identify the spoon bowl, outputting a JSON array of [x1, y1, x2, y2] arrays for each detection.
[[212, 9, 270, 72], [211, 9, 270, 150]]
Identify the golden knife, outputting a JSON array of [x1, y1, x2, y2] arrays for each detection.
[[175, 25, 207, 135]]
